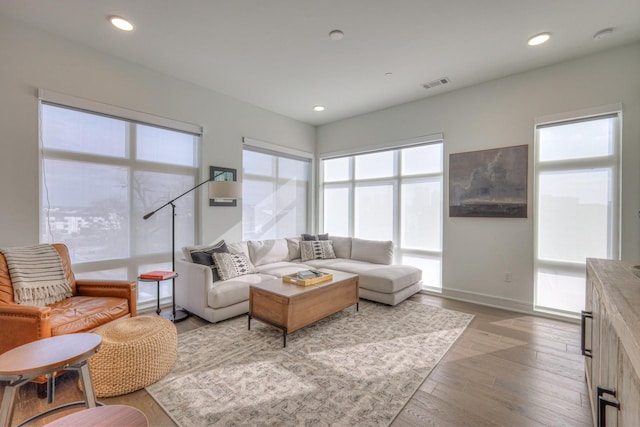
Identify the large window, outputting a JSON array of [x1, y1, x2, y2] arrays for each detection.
[[320, 141, 443, 289], [534, 111, 620, 316], [39, 100, 200, 309], [242, 146, 311, 240]]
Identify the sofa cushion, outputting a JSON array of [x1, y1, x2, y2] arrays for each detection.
[[227, 241, 250, 258], [303, 258, 372, 270], [300, 240, 336, 262], [351, 238, 393, 265], [213, 253, 256, 281], [329, 236, 352, 259], [207, 273, 275, 309], [49, 296, 130, 336], [248, 239, 290, 266], [182, 240, 228, 264], [305, 260, 421, 294], [286, 238, 301, 260], [357, 265, 421, 294], [254, 261, 315, 277], [301, 233, 329, 241]]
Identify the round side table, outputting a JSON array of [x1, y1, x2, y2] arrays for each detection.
[[0, 333, 102, 427], [137, 272, 188, 322]]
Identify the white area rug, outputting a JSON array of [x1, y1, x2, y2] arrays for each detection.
[[146, 300, 473, 426]]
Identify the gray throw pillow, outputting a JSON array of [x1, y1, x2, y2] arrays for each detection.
[[188, 240, 228, 266], [301, 233, 329, 241]]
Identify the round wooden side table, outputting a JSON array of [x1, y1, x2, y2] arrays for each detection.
[[0, 333, 102, 427], [137, 272, 188, 322]]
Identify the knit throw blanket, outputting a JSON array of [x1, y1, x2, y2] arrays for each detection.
[[1, 244, 72, 306]]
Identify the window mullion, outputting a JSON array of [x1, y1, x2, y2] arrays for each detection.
[[127, 123, 135, 270]]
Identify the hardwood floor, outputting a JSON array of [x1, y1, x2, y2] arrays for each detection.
[[391, 294, 591, 427], [1, 294, 592, 426]]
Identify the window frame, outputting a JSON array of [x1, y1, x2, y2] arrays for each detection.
[[533, 106, 621, 317], [241, 138, 313, 241], [319, 136, 444, 290], [38, 90, 202, 311]]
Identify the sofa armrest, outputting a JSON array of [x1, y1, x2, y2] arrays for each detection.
[[76, 280, 137, 317], [0, 304, 52, 354], [175, 259, 213, 320]]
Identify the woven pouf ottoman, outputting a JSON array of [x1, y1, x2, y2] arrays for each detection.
[[88, 316, 177, 397]]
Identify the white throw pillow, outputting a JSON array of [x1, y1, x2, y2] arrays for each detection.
[[212, 252, 256, 281], [300, 240, 336, 262], [350, 238, 393, 265], [247, 239, 290, 266]]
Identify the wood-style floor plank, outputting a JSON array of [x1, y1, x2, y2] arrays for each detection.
[[391, 294, 591, 426], [1, 294, 592, 426]]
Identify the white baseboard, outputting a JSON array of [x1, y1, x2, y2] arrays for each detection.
[[419, 287, 579, 324]]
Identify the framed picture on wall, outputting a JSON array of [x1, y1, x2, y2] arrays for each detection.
[[209, 166, 237, 207], [449, 144, 528, 218]]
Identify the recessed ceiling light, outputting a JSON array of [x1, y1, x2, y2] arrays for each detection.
[[329, 30, 344, 41], [313, 105, 325, 112], [593, 28, 614, 41], [385, 72, 393, 77], [109, 16, 134, 31], [528, 32, 551, 46]]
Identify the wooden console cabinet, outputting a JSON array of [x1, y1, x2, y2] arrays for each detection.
[[583, 259, 640, 426]]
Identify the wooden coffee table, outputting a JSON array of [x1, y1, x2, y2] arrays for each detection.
[[248, 271, 359, 347]]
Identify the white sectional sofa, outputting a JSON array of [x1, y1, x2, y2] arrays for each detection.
[[175, 236, 422, 323]]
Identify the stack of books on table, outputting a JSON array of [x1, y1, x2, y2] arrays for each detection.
[[139, 270, 176, 280]]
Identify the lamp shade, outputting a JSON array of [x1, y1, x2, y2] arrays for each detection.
[[208, 181, 242, 199]]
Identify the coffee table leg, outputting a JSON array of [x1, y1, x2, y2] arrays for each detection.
[[283, 330, 287, 348], [247, 313, 251, 330], [78, 362, 97, 408], [357, 302, 359, 312]]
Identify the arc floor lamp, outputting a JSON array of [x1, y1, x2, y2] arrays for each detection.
[[143, 174, 242, 322]]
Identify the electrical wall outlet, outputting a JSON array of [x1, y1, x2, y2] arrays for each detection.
[[504, 272, 512, 283]]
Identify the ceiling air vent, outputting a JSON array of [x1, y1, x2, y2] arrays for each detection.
[[423, 77, 450, 90]]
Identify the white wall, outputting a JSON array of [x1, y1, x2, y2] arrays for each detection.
[[317, 43, 640, 314], [0, 15, 315, 247]]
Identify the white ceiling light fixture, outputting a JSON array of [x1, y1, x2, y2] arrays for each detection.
[[313, 105, 325, 112], [593, 28, 614, 41], [527, 32, 551, 46], [329, 30, 344, 41], [109, 16, 134, 31]]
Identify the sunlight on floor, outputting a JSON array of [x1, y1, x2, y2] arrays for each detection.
[[173, 360, 317, 414]]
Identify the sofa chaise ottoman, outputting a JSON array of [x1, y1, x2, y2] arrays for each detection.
[[175, 236, 422, 323]]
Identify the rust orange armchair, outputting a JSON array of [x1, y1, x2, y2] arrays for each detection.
[[0, 243, 136, 355]]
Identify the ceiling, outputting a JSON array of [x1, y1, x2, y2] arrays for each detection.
[[1, 1, 639, 126]]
